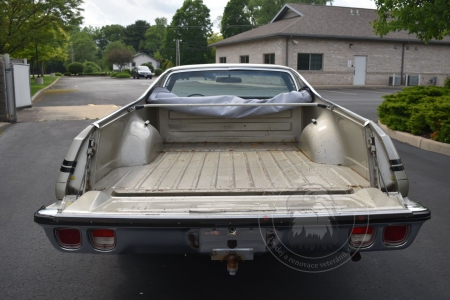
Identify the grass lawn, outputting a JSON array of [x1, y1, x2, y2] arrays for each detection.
[[30, 75, 59, 96]]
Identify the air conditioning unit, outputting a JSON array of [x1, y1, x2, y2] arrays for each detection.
[[407, 75, 420, 86], [389, 75, 402, 86]]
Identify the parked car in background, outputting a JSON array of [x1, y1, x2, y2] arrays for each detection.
[[132, 66, 152, 79]]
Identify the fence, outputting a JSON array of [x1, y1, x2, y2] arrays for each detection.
[[0, 54, 31, 122]]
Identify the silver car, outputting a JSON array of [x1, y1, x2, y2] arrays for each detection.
[[132, 66, 152, 79]]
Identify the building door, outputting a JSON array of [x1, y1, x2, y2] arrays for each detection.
[[353, 56, 367, 85]]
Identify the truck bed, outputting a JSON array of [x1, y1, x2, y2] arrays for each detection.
[[94, 142, 370, 196]]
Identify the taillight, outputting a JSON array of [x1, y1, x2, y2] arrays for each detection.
[[349, 226, 375, 248], [90, 229, 116, 250], [55, 228, 82, 249], [384, 225, 409, 246]]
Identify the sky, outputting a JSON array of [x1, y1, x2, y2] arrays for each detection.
[[81, 0, 376, 29]]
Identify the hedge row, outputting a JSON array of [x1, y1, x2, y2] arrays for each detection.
[[378, 86, 450, 143], [114, 72, 131, 78], [63, 72, 109, 76], [445, 76, 450, 88]]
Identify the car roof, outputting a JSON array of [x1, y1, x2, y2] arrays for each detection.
[[167, 63, 293, 72]]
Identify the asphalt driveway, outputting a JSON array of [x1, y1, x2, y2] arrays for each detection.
[[317, 87, 403, 121], [0, 78, 448, 300]]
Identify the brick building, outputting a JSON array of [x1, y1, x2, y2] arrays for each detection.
[[211, 4, 450, 86]]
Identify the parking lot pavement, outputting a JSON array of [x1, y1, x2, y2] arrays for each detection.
[[16, 76, 153, 122], [316, 88, 402, 121], [32, 76, 153, 107]]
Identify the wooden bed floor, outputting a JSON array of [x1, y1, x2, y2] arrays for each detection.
[[94, 143, 369, 196]]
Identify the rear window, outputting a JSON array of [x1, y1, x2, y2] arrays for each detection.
[[164, 70, 297, 98]]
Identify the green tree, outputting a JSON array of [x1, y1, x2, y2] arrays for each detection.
[[15, 24, 69, 77], [248, 0, 333, 26], [221, 0, 253, 38], [0, 0, 83, 55], [140, 17, 168, 55], [207, 33, 223, 62], [94, 24, 126, 51], [70, 31, 98, 63], [373, 0, 450, 43], [163, 0, 212, 65], [125, 20, 150, 52], [103, 41, 135, 70], [107, 48, 134, 72]]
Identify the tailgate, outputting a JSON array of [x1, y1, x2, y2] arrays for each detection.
[[37, 188, 412, 222]]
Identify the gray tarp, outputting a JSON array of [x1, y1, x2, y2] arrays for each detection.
[[148, 87, 313, 119]]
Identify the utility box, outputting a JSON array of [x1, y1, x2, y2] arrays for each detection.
[[389, 75, 402, 86], [407, 75, 420, 86]]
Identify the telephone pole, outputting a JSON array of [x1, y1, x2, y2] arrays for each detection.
[[71, 43, 74, 63], [175, 39, 181, 66]]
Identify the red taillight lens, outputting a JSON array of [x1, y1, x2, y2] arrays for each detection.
[[90, 229, 116, 250], [55, 228, 82, 249], [349, 226, 375, 248], [384, 225, 409, 246]]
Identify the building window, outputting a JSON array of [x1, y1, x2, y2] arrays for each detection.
[[240, 55, 249, 63], [264, 53, 275, 64], [132, 62, 136, 67], [219, 57, 227, 63], [297, 54, 323, 70]]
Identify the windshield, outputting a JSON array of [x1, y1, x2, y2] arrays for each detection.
[[138, 66, 150, 71], [164, 70, 297, 98]]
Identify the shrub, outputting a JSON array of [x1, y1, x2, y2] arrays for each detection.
[[444, 76, 450, 88], [83, 61, 101, 74], [141, 62, 154, 72], [154, 68, 163, 76], [122, 68, 131, 74], [115, 72, 131, 78], [378, 86, 450, 143], [55, 72, 62, 76], [161, 59, 174, 70], [67, 62, 84, 75], [63, 72, 71, 76]]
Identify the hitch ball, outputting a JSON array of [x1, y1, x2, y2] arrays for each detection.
[[226, 253, 239, 275]]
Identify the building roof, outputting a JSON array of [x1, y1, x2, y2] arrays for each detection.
[[211, 3, 450, 47], [133, 52, 159, 61]]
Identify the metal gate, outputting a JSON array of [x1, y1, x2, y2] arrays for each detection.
[[1, 54, 31, 122]]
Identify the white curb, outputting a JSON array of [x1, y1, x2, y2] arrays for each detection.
[[31, 76, 61, 103], [379, 122, 450, 156]]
